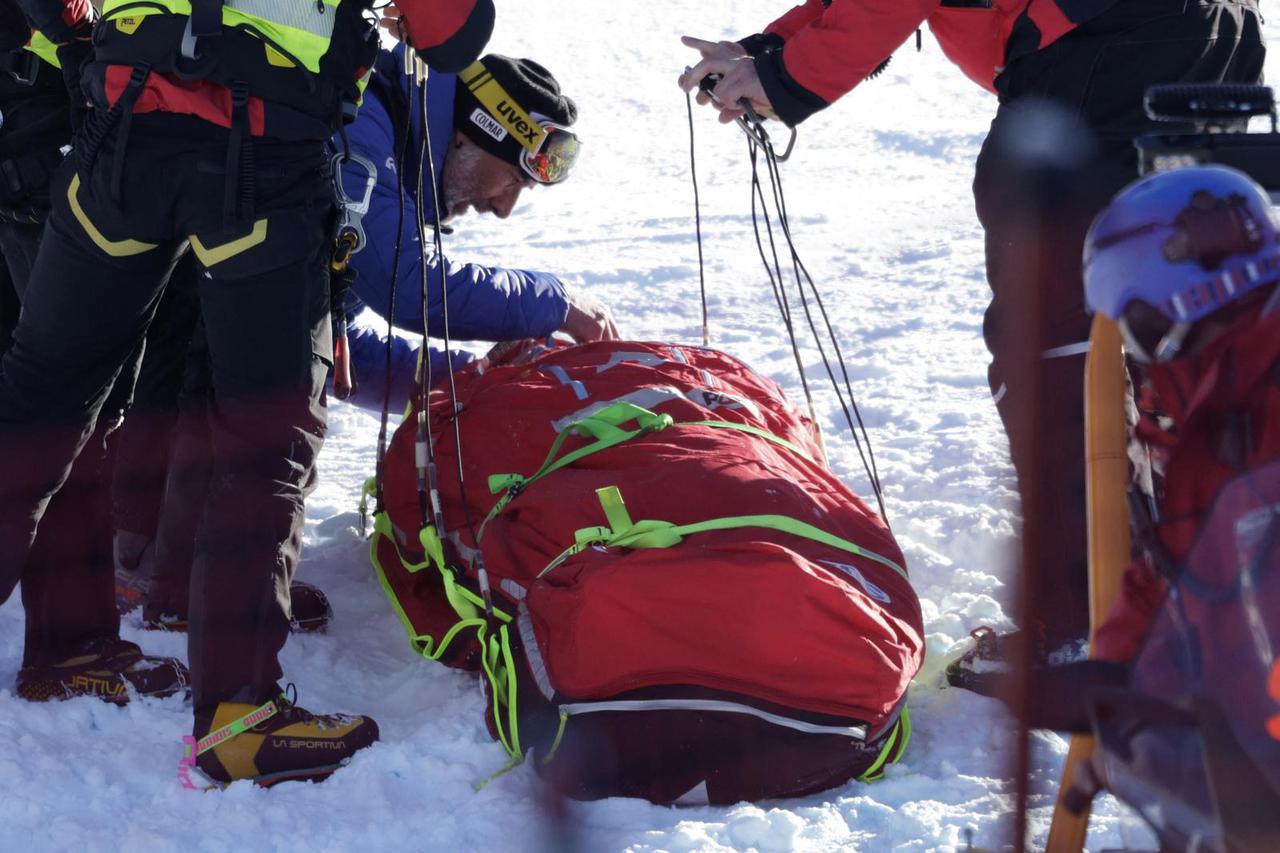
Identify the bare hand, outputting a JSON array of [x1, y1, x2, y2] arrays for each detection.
[[677, 35, 773, 124], [379, 3, 407, 43], [560, 288, 619, 343]]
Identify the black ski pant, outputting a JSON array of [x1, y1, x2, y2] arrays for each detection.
[[110, 254, 200, 557], [0, 220, 43, 352], [140, 318, 215, 622], [974, 0, 1265, 644], [0, 216, 127, 665], [0, 113, 334, 708]]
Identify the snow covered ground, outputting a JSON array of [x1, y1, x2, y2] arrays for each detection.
[[2, 4, 1277, 851]]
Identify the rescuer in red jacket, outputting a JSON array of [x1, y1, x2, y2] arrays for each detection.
[[0, 0, 493, 787], [680, 0, 1265, 649]]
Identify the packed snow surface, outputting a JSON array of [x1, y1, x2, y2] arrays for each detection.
[[3, 4, 1276, 851]]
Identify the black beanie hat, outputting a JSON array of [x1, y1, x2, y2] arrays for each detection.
[[454, 54, 578, 169]]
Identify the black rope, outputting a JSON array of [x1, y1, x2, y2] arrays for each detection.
[[373, 58, 414, 513], [686, 91, 709, 346], [685, 100, 890, 526], [746, 140, 817, 429], [414, 66, 495, 620], [760, 140, 887, 518], [412, 65, 438, 535]]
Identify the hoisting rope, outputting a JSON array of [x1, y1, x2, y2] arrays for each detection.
[[684, 90, 890, 527]]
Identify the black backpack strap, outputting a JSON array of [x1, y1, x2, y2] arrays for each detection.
[[189, 0, 223, 39]]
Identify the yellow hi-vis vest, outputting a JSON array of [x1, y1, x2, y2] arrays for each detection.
[[102, 0, 340, 74], [94, 0, 377, 133]]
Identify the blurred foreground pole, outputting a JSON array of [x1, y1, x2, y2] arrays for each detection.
[[1045, 316, 1130, 853], [980, 100, 1094, 853]]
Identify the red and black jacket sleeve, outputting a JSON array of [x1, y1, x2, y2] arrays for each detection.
[[396, 0, 495, 74], [749, 0, 940, 127], [14, 0, 89, 43]]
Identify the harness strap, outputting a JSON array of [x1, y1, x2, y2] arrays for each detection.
[[223, 80, 252, 227], [189, 0, 224, 39], [103, 63, 152, 203]]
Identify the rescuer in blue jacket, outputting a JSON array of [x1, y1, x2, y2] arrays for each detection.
[[333, 45, 617, 410]]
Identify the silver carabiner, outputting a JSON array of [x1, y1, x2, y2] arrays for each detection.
[[331, 149, 378, 252]]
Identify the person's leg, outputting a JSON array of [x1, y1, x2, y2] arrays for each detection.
[[0, 139, 189, 696], [141, 314, 335, 634], [21, 417, 122, 664], [140, 319, 212, 625], [111, 254, 201, 580], [184, 138, 334, 709]]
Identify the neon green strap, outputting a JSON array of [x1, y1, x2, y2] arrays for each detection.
[[478, 402, 674, 542], [858, 707, 912, 782], [369, 512, 511, 656], [538, 486, 907, 582], [367, 511, 524, 760], [477, 402, 818, 546]]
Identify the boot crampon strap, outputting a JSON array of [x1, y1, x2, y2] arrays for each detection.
[[179, 686, 378, 789]]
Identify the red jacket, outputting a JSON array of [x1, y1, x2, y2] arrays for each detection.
[[19, 0, 493, 134], [1093, 304, 1280, 663], [753, 0, 1115, 126]]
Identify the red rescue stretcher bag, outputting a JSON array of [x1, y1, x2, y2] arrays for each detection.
[[367, 340, 924, 804]]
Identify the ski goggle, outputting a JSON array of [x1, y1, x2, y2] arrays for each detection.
[[519, 119, 580, 185]]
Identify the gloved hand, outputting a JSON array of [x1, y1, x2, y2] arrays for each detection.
[[559, 286, 619, 343], [389, 0, 496, 74]]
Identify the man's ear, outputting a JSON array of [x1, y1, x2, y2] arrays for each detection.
[[452, 131, 468, 150]]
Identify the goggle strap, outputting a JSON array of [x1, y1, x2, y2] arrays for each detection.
[[459, 61, 547, 155]]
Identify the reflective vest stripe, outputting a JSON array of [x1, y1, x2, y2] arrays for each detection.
[[226, 0, 338, 40], [24, 31, 61, 69]]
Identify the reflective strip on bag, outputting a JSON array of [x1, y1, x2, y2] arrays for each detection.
[[517, 605, 555, 701], [558, 698, 868, 740]]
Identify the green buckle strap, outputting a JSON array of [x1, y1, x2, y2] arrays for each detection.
[[368, 511, 510, 659], [476, 403, 824, 550], [857, 706, 913, 782], [358, 476, 376, 537], [478, 402, 675, 544], [367, 509, 526, 763], [538, 486, 908, 582], [480, 623, 522, 760]]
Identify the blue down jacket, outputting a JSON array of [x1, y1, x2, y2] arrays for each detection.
[[335, 47, 569, 411]]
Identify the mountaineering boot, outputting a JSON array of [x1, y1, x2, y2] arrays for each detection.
[[16, 637, 190, 703], [191, 689, 379, 787], [142, 579, 334, 634]]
